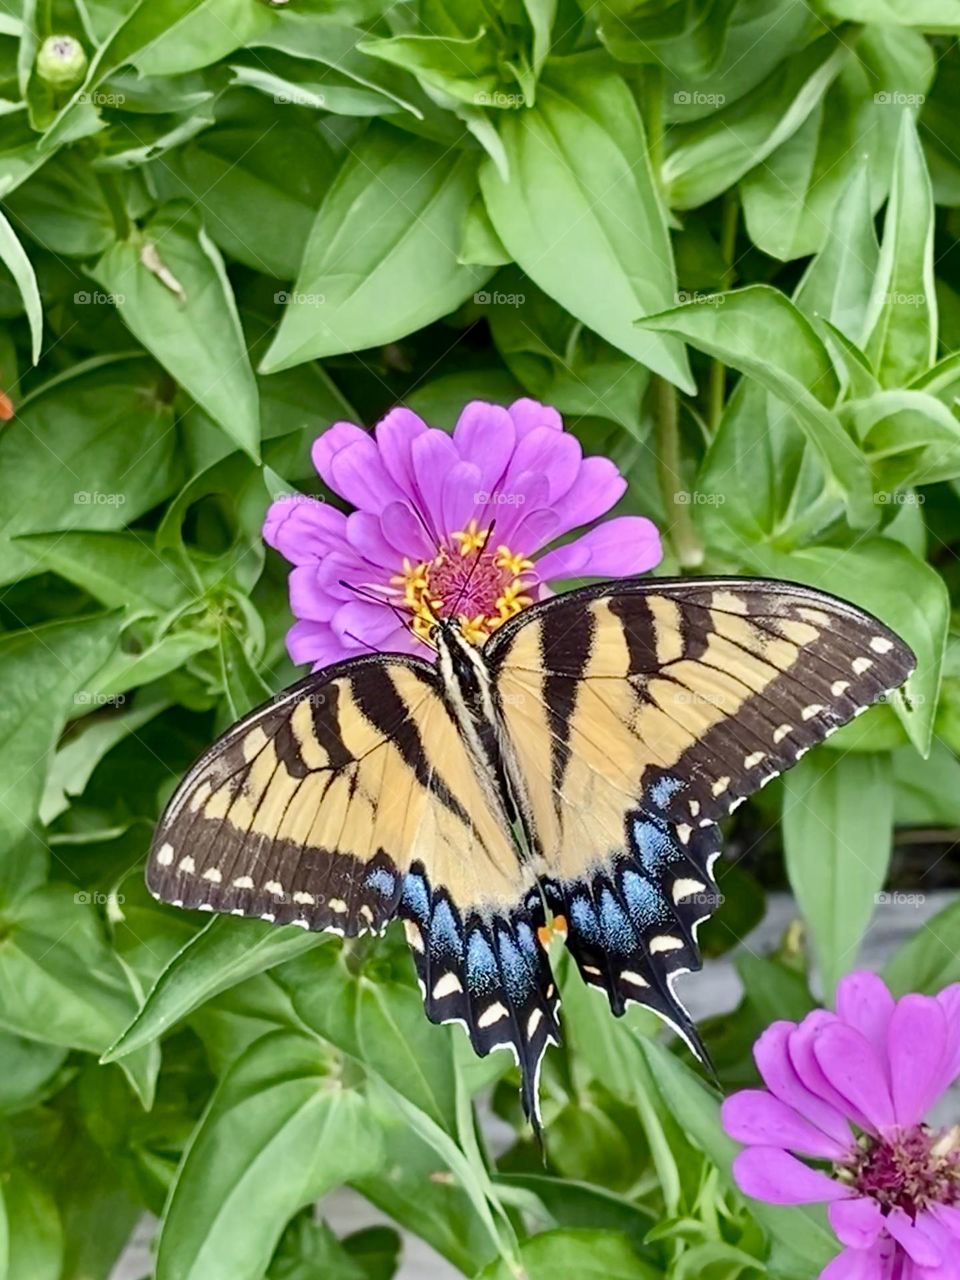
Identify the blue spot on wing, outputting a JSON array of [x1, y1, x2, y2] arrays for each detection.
[[622, 868, 663, 929], [598, 887, 634, 954], [365, 867, 396, 897], [466, 930, 498, 995], [570, 894, 600, 944], [633, 817, 679, 875], [430, 898, 463, 959], [649, 775, 685, 809], [497, 929, 532, 1003], [401, 871, 429, 924]]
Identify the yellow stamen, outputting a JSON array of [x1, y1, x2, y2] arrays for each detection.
[[451, 519, 490, 557]]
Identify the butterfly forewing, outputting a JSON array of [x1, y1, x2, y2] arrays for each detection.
[[487, 578, 915, 1049], [146, 654, 560, 1124]]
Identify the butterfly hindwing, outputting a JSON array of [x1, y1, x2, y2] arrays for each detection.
[[488, 577, 915, 1046]]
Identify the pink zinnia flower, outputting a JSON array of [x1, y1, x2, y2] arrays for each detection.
[[263, 397, 662, 669], [722, 971, 960, 1279]]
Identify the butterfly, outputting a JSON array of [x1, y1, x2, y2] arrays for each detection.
[[146, 576, 914, 1130]]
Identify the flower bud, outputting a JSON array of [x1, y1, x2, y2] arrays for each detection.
[[36, 35, 88, 90]]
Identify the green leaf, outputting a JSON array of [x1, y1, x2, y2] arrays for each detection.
[[740, 28, 933, 261], [218, 622, 271, 721], [893, 741, 960, 826], [480, 56, 693, 391], [92, 209, 261, 460], [885, 897, 960, 995], [0, 613, 119, 854], [794, 160, 880, 341], [104, 916, 327, 1063], [261, 125, 487, 372], [822, 0, 960, 27], [843, 389, 960, 489], [863, 110, 937, 386], [783, 751, 894, 999], [640, 286, 875, 527], [0, 208, 42, 363], [358, 28, 501, 105], [476, 1229, 660, 1280], [634, 1037, 838, 1274], [738, 539, 947, 755], [0, 358, 181, 586], [14, 530, 193, 614], [156, 1031, 384, 1280], [663, 34, 849, 210], [0, 1172, 62, 1280]]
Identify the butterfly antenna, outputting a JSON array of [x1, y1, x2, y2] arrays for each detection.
[[338, 579, 429, 651], [343, 629, 381, 657], [449, 519, 495, 622]]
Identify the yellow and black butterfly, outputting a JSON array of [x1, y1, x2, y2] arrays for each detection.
[[147, 577, 914, 1128]]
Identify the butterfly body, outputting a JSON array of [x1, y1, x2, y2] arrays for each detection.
[[147, 577, 915, 1129]]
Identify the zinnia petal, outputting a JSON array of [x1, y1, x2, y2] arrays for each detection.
[[755, 1021, 854, 1148], [263, 496, 347, 566], [286, 619, 352, 669], [411, 429, 460, 537], [501, 425, 582, 503], [329, 438, 408, 515], [548, 455, 628, 538], [828, 1197, 885, 1250], [721, 1090, 852, 1159], [534, 517, 662, 583], [311, 420, 367, 486], [819, 1242, 890, 1280], [374, 406, 429, 497], [886, 1209, 943, 1266], [812, 1022, 896, 1133], [453, 401, 516, 491], [507, 396, 563, 436], [731, 1147, 849, 1205], [836, 971, 895, 1062], [887, 994, 949, 1128], [788, 1013, 876, 1133], [934, 984, 960, 1093]]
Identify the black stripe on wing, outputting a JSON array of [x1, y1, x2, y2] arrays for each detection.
[[398, 861, 561, 1131]]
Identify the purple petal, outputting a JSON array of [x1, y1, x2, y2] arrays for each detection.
[[935, 985, 960, 1093], [374, 407, 429, 497], [888, 994, 948, 1128], [286, 620, 351, 669], [492, 473, 551, 546], [442, 461, 483, 535], [756, 1022, 854, 1148], [311, 421, 368, 486], [721, 1090, 852, 1159], [411, 429, 459, 538], [452, 401, 516, 492], [813, 1023, 896, 1134], [535, 517, 662, 583], [836, 972, 895, 1063], [380, 501, 435, 560], [329, 438, 407, 515], [288, 564, 341, 622], [819, 1243, 889, 1280], [790, 1013, 876, 1133], [507, 397, 563, 437], [501, 425, 582, 504], [345, 511, 402, 571], [550, 456, 627, 537], [331, 600, 408, 649], [886, 1209, 943, 1266], [263, 497, 347, 566], [829, 1198, 884, 1249], [931, 1204, 960, 1241], [731, 1147, 848, 1205]]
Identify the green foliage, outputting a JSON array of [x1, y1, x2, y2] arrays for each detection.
[[0, 1, 958, 1277]]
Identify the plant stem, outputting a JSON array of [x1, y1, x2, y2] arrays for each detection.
[[655, 375, 703, 568], [707, 193, 739, 431]]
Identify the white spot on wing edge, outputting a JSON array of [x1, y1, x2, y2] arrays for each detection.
[[650, 934, 684, 954], [672, 877, 707, 904], [478, 1002, 508, 1028], [432, 972, 462, 1000], [853, 656, 873, 675], [870, 635, 894, 655], [157, 842, 174, 866]]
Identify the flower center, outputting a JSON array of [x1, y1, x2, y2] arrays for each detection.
[[840, 1125, 960, 1216], [392, 519, 535, 646]]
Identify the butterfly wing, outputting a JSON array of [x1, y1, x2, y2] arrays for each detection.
[[487, 577, 915, 1051], [146, 655, 559, 1122]]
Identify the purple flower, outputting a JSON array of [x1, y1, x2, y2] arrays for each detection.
[[263, 398, 661, 669], [722, 971, 960, 1279]]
